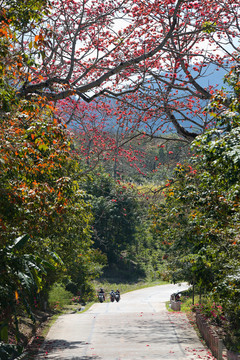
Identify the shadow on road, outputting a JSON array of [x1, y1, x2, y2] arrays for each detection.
[[70, 357, 101, 360], [66, 357, 101, 360], [37, 339, 101, 359], [38, 356, 101, 360]]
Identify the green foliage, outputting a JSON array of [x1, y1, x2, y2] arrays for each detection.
[[0, 234, 60, 344], [81, 171, 142, 264], [202, 21, 217, 34], [179, 293, 199, 313], [48, 283, 73, 310], [80, 169, 167, 281], [128, 223, 166, 281], [2, 0, 49, 29]]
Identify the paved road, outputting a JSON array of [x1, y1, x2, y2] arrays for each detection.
[[36, 283, 215, 360]]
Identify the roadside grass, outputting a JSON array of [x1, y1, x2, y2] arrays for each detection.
[[166, 291, 200, 312], [180, 294, 200, 313]]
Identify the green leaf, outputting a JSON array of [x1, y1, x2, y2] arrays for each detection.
[[18, 272, 32, 291], [11, 234, 29, 250], [202, 22, 217, 34], [49, 251, 64, 266]]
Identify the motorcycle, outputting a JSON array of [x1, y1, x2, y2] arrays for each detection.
[[115, 292, 120, 302], [110, 291, 115, 302], [98, 292, 105, 303]]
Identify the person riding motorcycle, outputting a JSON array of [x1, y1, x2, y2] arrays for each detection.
[[98, 288, 105, 301], [110, 290, 115, 302]]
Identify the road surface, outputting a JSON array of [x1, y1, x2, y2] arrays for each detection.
[[36, 283, 215, 359]]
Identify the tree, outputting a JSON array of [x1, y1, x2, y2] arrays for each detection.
[[81, 169, 165, 280], [0, 234, 61, 349], [0, 4, 104, 311], [59, 98, 146, 177], [9, 0, 239, 141], [149, 163, 215, 288], [57, 95, 191, 181], [81, 171, 142, 265], [0, 89, 105, 299], [0, 0, 49, 114], [150, 63, 240, 347], [190, 65, 240, 337]]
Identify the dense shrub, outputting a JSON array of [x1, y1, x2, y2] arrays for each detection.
[[48, 283, 73, 310]]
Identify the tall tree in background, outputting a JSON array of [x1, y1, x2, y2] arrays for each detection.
[[81, 172, 140, 264], [81, 170, 163, 280]]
